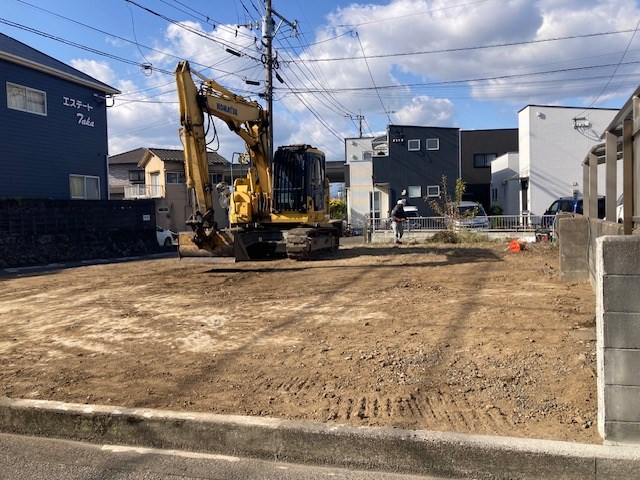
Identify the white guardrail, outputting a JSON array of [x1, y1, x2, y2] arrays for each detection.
[[369, 215, 557, 232]]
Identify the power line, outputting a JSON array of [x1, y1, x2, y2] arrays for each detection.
[[125, 0, 262, 63], [291, 29, 638, 63], [287, 2, 357, 116], [0, 16, 173, 75], [277, 60, 640, 94], [276, 71, 344, 142], [278, 101, 342, 158], [274, 35, 356, 118], [126, 0, 153, 67], [276, 29, 355, 51], [581, 19, 640, 111], [13, 0, 249, 79], [356, 31, 389, 124], [158, 0, 257, 41]]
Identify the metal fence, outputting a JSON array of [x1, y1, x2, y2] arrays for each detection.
[[124, 184, 164, 199], [370, 215, 556, 232]]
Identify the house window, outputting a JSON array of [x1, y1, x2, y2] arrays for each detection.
[[427, 185, 440, 198], [473, 153, 497, 168], [70, 175, 100, 199], [426, 138, 439, 150], [492, 188, 498, 202], [210, 173, 223, 185], [408, 185, 422, 198], [407, 139, 420, 151], [128, 170, 144, 183], [369, 191, 381, 219], [166, 172, 186, 184], [7, 82, 47, 115]]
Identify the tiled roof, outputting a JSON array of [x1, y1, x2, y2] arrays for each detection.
[[148, 148, 229, 165], [108, 148, 147, 165], [108, 148, 229, 166], [0, 33, 120, 95]]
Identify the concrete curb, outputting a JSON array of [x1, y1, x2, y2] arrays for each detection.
[[1, 397, 639, 479]]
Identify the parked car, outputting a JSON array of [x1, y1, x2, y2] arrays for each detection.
[[445, 201, 490, 230], [617, 194, 624, 223], [541, 196, 605, 227], [403, 205, 421, 229], [543, 195, 605, 217], [156, 226, 177, 247]]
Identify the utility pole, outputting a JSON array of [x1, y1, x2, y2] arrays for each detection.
[[263, 0, 274, 163], [262, 1, 297, 162], [348, 113, 365, 138]]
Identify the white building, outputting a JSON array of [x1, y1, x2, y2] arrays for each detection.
[[490, 152, 521, 215], [345, 136, 389, 231], [492, 105, 619, 215]]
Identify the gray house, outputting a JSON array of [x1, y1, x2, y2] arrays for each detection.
[[376, 125, 460, 216]]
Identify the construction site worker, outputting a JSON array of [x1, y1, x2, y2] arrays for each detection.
[[390, 199, 407, 244]]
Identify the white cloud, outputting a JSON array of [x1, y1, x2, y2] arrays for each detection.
[[312, 0, 640, 106], [106, 0, 640, 161], [70, 59, 117, 85], [392, 95, 455, 126]]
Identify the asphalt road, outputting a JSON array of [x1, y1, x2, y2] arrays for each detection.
[[0, 433, 456, 480]]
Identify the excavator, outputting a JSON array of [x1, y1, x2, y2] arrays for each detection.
[[174, 60, 340, 261]]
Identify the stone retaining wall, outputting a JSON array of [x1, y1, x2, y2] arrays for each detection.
[[0, 199, 159, 267]]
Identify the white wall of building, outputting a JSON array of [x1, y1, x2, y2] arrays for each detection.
[[491, 153, 521, 215], [519, 106, 618, 215], [346, 137, 375, 230]]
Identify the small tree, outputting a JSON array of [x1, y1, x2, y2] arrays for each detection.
[[329, 198, 346, 219], [428, 175, 475, 231]]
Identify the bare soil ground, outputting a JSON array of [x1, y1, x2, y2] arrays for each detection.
[[0, 240, 599, 443]]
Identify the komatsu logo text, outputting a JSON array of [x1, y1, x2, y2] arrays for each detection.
[[217, 102, 238, 116]]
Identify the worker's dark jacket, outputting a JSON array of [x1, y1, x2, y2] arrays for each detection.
[[390, 204, 406, 221]]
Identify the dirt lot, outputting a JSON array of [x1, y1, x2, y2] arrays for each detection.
[[0, 240, 600, 443]]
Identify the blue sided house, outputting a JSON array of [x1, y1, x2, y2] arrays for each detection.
[[0, 33, 120, 200]]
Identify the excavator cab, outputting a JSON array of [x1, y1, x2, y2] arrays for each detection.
[[272, 145, 326, 215]]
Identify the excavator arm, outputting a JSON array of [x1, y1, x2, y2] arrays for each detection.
[[175, 60, 271, 247]]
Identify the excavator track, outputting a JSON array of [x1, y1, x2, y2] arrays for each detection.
[[286, 227, 339, 261]]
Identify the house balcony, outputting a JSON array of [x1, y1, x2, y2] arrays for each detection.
[[124, 184, 164, 199]]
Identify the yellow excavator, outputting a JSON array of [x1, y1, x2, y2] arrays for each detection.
[[175, 60, 340, 261]]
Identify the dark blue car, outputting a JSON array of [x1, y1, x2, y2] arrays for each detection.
[[541, 196, 605, 227]]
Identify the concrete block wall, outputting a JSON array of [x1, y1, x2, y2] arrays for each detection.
[[596, 235, 640, 444], [558, 215, 590, 282], [558, 216, 623, 284], [588, 219, 624, 285]]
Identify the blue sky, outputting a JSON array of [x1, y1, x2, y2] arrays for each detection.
[[3, 0, 640, 162]]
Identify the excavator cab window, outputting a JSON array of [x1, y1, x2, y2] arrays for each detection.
[[309, 152, 326, 212], [272, 147, 326, 214], [272, 148, 306, 212]]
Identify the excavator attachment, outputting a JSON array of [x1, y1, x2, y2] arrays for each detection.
[[177, 230, 236, 260], [178, 225, 339, 262], [177, 228, 280, 262]]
